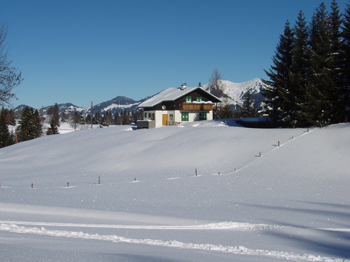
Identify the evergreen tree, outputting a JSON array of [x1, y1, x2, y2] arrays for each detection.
[[0, 108, 11, 148], [263, 20, 294, 126], [85, 114, 91, 125], [290, 10, 312, 127], [122, 109, 131, 125], [47, 104, 60, 132], [241, 91, 258, 117], [93, 111, 102, 125], [33, 109, 43, 138], [114, 112, 120, 125], [306, 3, 336, 127], [46, 117, 59, 135], [102, 110, 112, 126], [73, 111, 80, 129], [16, 107, 42, 142], [79, 112, 85, 125], [341, 2, 350, 121]]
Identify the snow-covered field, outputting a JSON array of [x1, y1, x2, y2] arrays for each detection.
[[0, 120, 349, 262]]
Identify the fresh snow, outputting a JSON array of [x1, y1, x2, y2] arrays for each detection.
[[203, 78, 264, 108], [0, 120, 349, 261]]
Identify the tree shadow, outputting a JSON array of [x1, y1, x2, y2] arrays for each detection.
[[239, 202, 350, 259]]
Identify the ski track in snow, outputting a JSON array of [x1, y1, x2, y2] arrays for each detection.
[[0, 221, 273, 231], [0, 222, 347, 262]]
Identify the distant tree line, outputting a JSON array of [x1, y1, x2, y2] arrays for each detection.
[[263, 0, 350, 127], [0, 105, 144, 148]]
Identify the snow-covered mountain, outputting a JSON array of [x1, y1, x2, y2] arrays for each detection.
[[14, 79, 265, 115], [203, 78, 264, 109]]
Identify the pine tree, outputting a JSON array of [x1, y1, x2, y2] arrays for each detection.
[[73, 111, 80, 129], [114, 112, 120, 125], [33, 109, 43, 138], [241, 91, 258, 117], [16, 107, 42, 142], [341, 2, 350, 121], [122, 109, 131, 125], [263, 20, 294, 126], [93, 111, 102, 125], [306, 3, 334, 127], [0, 108, 11, 148], [290, 11, 312, 127], [46, 117, 59, 135]]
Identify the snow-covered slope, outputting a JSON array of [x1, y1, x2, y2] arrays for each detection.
[[0, 120, 349, 261], [203, 78, 264, 109]]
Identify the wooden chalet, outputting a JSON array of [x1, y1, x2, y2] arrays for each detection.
[[137, 83, 221, 129]]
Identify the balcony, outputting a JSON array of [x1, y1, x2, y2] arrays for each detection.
[[179, 103, 213, 111]]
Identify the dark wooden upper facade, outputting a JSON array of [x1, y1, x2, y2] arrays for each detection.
[[142, 88, 220, 111]]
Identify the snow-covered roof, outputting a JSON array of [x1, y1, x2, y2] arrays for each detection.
[[138, 86, 221, 108]]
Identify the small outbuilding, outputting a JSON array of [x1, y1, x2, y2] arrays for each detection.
[[137, 83, 222, 129]]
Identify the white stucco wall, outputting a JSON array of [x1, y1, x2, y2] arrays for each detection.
[[144, 109, 214, 127]]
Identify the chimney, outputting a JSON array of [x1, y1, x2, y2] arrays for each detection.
[[180, 83, 187, 90]]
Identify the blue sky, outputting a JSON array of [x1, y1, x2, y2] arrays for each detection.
[[1, 0, 349, 109]]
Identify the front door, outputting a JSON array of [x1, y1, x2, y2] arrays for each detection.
[[162, 114, 168, 126]]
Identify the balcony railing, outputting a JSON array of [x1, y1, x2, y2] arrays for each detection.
[[179, 103, 213, 111]]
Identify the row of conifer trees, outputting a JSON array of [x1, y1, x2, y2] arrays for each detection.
[[0, 105, 144, 148], [263, 0, 350, 127]]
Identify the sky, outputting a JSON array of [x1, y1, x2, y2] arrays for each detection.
[[1, 0, 349, 109]]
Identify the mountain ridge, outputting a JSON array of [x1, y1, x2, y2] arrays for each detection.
[[14, 78, 264, 115]]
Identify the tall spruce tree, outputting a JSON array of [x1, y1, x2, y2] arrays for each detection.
[[306, 3, 336, 127], [263, 20, 294, 126], [241, 91, 258, 118], [16, 107, 42, 142], [290, 10, 312, 127], [341, 2, 350, 121], [0, 108, 11, 148], [46, 117, 59, 135], [329, 0, 344, 122]]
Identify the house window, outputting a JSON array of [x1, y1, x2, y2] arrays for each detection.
[[151, 113, 155, 120], [196, 96, 202, 102], [144, 113, 147, 118], [148, 113, 151, 118], [185, 96, 192, 103], [200, 112, 207, 120], [181, 112, 189, 121], [169, 114, 174, 121]]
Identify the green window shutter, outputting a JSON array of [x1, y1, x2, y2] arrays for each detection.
[[196, 96, 202, 102], [182, 113, 189, 121], [200, 113, 207, 120], [185, 96, 192, 102]]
